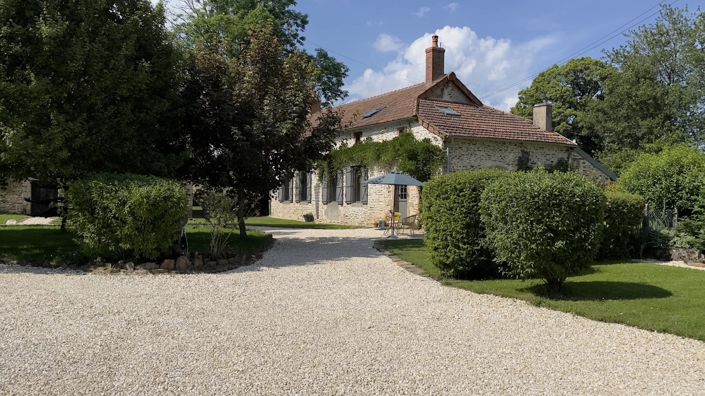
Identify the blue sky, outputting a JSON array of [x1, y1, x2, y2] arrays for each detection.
[[295, 0, 705, 109]]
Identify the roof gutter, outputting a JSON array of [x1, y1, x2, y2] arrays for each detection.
[[340, 117, 417, 133]]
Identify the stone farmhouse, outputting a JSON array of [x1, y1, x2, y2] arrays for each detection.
[[269, 35, 615, 226]]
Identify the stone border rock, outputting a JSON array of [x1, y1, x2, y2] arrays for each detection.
[[87, 254, 257, 275], [2, 239, 275, 275]]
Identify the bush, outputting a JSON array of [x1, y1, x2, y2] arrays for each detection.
[[422, 170, 510, 279], [675, 190, 705, 253], [480, 171, 606, 290], [598, 191, 645, 260], [303, 213, 315, 222], [619, 146, 705, 216], [68, 174, 189, 260], [201, 190, 238, 259]]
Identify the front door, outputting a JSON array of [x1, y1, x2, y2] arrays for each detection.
[[30, 181, 59, 217], [394, 185, 408, 219]]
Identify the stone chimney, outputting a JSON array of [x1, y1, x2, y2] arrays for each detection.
[[425, 35, 445, 83], [533, 102, 553, 131]]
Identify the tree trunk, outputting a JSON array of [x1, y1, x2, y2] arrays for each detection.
[[59, 181, 68, 232], [237, 196, 248, 240], [545, 276, 565, 294]]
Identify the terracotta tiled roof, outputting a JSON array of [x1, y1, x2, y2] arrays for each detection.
[[417, 99, 576, 146], [328, 72, 574, 146], [336, 82, 430, 129]]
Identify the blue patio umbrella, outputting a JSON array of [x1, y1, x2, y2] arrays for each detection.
[[366, 172, 423, 187], [365, 172, 423, 237]]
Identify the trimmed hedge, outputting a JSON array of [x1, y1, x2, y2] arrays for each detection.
[[619, 146, 705, 216], [598, 190, 645, 260], [480, 171, 605, 290], [68, 174, 189, 260], [422, 169, 510, 279]]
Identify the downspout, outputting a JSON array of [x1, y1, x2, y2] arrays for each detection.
[[445, 137, 453, 173]]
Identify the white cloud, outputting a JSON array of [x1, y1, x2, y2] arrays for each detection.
[[346, 26, 559, 110], [414, 7, 431, 17], [445, 2, 459, 12], [373, 34, 404, 53]]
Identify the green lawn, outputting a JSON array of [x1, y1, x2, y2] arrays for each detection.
[[0, 226, 272, 266], [189, 216, 361, 229], [0, 214, 28, 224], [380, 239, 705, 342]]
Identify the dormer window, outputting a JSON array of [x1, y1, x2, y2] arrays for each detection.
[[362, 108, 383, 119], [435, 105, 460, 116]]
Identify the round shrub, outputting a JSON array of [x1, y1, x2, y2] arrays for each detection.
[[68, 174, 189, 260], [480, 171, 606, 290], [598, 190, 645, 260], [422, 169, 510, 279], [619, 146, 705, 216]]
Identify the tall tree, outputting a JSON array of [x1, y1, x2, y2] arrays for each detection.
[[175, 0, 346, 105], [0, 0, 183, 186], [175, 0, 308, 51], [511, 58, 615, 156], [178, 3, 347, 238], [588, 5, 705, 156]]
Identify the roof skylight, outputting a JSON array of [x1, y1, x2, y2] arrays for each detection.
[[362, 108, 383, 119], [435, 105, 460, 116]]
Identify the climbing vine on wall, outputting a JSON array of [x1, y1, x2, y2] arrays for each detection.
[[317, 132, 445, 182]]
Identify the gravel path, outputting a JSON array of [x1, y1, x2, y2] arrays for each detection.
[[2, 228, 705, 395]]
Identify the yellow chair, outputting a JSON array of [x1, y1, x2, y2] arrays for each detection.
[[383, 212, 401, 235]]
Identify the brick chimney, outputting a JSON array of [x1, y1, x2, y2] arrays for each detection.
[[533, 102, 553, 131], [425, 35, 445, 83]]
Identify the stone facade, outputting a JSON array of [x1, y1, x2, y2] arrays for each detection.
[[337, 120, 437, 147], [447, 138, 573, 172], [271, 122, 612, 226], [0, 179, 30, 215], [424, 80, 472, 104], [270, 168, 419, 226]]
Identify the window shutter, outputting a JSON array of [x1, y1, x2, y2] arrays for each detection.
[[344, 168, 353, 204], [289, 178, 294, 203], [336, 171, 344, 205], [307, 172, 312, 203], [277, 186, 284, 203], [361, 168, 368, 205], [294, 173, 301, 202], [321, 175, 329, 205]]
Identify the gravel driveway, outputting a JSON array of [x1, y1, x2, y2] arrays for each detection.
[[2, 228, 705, 395]]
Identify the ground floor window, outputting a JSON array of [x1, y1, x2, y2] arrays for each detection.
[[298, 172, 310, 202], [398, 185, 407, 200], [326, 173, 337, 203], [280, 179, 291, 202], [345, 166, 368, 205]]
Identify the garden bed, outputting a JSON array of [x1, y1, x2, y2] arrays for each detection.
[[0, 225, 273, 273]]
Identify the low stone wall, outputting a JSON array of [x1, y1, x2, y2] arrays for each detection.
[[0, 179, 30, 214]]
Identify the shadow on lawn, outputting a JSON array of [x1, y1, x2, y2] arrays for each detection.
[[0, 226, 82, 265], [524, 281, 672, 301]]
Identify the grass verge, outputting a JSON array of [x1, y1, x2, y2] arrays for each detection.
[[0, 226, 272, 266], [380, 239, 705, 342]]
